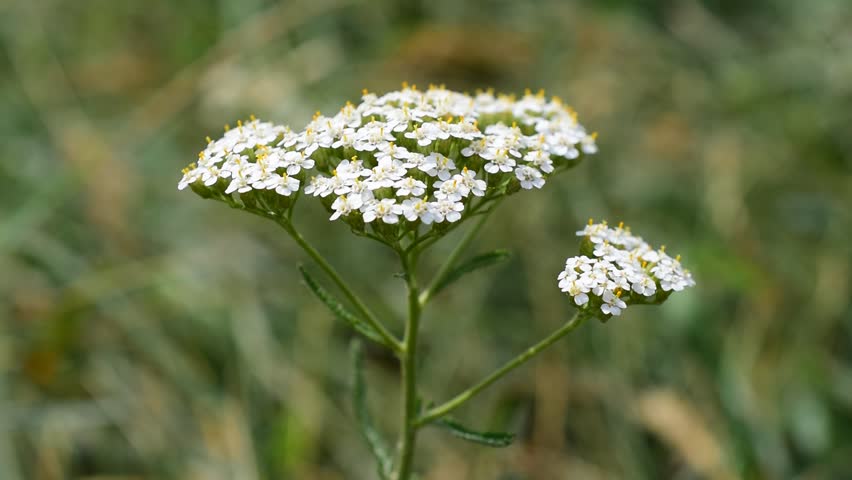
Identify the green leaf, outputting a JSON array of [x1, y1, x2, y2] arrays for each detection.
[[350, 340, 394, 479], [299, 265, 389, 348], [432, 249, 512, 296], [435, 417, 516, 448]]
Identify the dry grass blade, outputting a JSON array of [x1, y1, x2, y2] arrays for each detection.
[[636, 389, 736, 480]]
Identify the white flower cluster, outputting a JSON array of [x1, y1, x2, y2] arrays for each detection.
[[558, 221, 695, 317], [178, 118, 307, 196], [179, 85, 597, 229]]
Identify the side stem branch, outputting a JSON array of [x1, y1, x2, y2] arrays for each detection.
[[416, 310, 588, 426]]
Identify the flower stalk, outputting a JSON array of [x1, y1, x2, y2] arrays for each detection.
[[415, 310, 588, 427], [418, 199, 499, 305], [276, 218, 403, 353], [395, 248, 421, 480]]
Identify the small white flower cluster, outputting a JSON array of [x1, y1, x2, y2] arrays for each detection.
[[178, 118, 309, 196], [558, 221, 695, 317], [179, 85, 597, 231]]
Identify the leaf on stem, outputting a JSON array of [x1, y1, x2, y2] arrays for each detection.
[[431, 249, 512, 297], [434, 417, 516, 448], [299, 265, 390, 348], [350, 339, 394, 479]]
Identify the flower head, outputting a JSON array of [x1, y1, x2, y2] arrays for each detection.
[[559, 221, 695, 319], [179, 86, 598, 243]]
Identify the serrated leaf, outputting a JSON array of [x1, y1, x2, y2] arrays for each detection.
[[350, 340, 394, 479], [432, 249, 512, 296], [435, 418, 516, 448], [299, 266, 389, 348]]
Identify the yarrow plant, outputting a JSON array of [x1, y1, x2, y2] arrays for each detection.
[[177, 84, 694, 479]]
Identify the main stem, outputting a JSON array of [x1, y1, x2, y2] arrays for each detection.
[[416, 310, 587, 426], [395, 250, 421, 480]]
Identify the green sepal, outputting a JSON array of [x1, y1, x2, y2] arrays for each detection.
[[350, 340, 394, 479], [434, 417, 516, 448], [298, 266, 391, 348], [189, 181, 216, 199], [578, 236, 595, 257], [431, 249, 512, 297]]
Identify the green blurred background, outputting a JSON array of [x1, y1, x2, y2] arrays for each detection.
[[2, 0, 851, 478]]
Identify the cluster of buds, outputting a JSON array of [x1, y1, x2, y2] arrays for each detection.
[[559, 221, 695, 319], [178, 84, 597, 242]]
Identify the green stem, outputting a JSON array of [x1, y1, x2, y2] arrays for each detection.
[[395, 250, 421, 480], [415, 310, 588, 426], [418, 203, 497, 306], [277, 219, 403, 353]]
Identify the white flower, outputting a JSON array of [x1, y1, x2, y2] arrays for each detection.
[[328, 174, 351, 196], [600, 290, 627, 316], [653, 256, 695, 292], [547, 133, 580, 159], [178, 166, 201, 190], [461, 138, 488, 157], [429, 199, 464, 223], [523, 149, 554, 173], [631, 276, 656, 297], [247, 161, 274, 190], [354, 121, 395, 151], [401, 152, 429, 171], [329, 194, 363, 220], [200, 166, 221, 186], [483, 149, 516, 174], [292, 127, 325, 155], [593, 243, 623, 262], [401, 197, 434, 224], [403, 125, 433, 146], [376, 143, 412, 163], [365, 158, 406, 190], [332, 132, 356, 149], [455, 168, 486, 197], [434, 178, 467, 202], [576, 222, 611, 244], [581, 132, 598, 154], [562, 278, 590, 306], [450, 118, 482, 140], [304, 175, 334, 197], [282, 151, 315, 175], [335, 158, 369, 180], [362, 198, 402, 224], [557, 268, 577, 288], [264, 173, 300, 196], [414, 153, 437, 176], [428, 121, 452, 141], [606, 267, 631, 291], [515, 165, 545, 189], [383, 105, 425, 130], [394, 177, 427, 197], [565, 255, 595, 272], [580, 267, 609, 296], [225, 173, 252, 194], [427, 153, 456, 180], [640, 248, 662, 263]]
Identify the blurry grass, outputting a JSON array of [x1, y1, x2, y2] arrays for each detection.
[[2, 0, 852, 478]]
